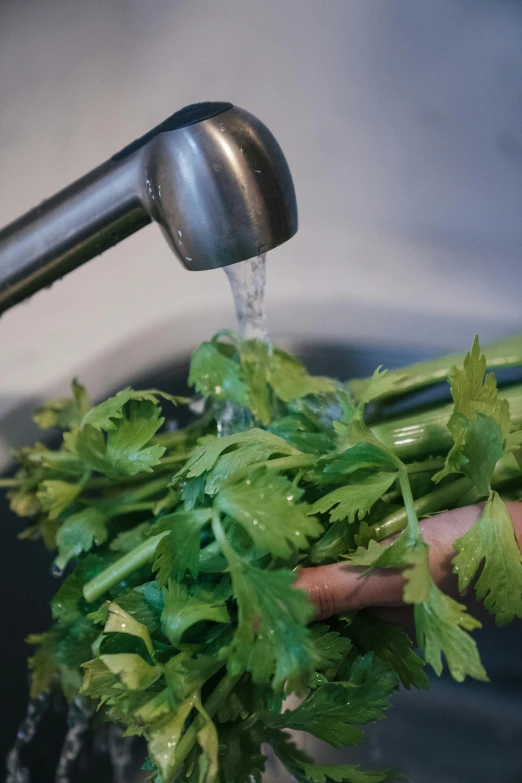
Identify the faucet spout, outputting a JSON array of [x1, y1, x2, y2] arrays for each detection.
[[0, 102, 297, 314]]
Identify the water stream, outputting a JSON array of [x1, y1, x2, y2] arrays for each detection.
[[223, 253, 268, 342], [218, 255, 270, 436], [54, 699, 92, 783], [5, 693, 49, 783]]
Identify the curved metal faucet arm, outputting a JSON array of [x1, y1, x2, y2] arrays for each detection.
[[0, 153, 148, 314]]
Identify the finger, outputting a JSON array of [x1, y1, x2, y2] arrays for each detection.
[[296, 501, 522, 621]]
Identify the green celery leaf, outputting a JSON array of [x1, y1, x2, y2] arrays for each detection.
[[293, 762, 395, 783], [37, 479, 82, 520], [80, 387, 185, 433], [54, 508, 108, 570], [180, 428, 297, 488], [349, 615, 429, 690], [269, 414, 336, 456], [344, 539, 383, 567], [81, 389, 138, 431], [267, 654, 396, 747], [434, 337, 510, 493], [217, 529, 314, 692], [318, 444, 398, 484], [414, 581, 487, 682], [80, 658, 122, 700], [51, 571, 85, 623], [268, 348, 335, 402], [310, 625, 351, 670], [161, 580, 230, 648], [115, 589, 161, 635], [27, 631, 60, 697], [74, 426, 110, 474], [453, 491, 522, 625], [99, 653, 162, 690], [357, 367, 400, 407], [219, 720, 267, 783], [310, 472, 397, 524], [271, 733, 398, 783], [151, 509, 212, 585], [216, 470, 321, 559], [164, 653, 222, 703], [33, 379, 90, 430], [189, 341, 249, 406], [104, 602, 155, 656], [105, 400, 166, 475], [146, 695, 196, 781]]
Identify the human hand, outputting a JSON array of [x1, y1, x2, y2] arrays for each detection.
[[296, 502, 522, 627]]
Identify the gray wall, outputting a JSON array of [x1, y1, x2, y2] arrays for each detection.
[[1, 0, 521, 464]]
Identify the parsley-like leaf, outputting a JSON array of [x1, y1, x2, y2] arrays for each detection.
[[216, 470, 321, 558], [161, 580, 230, 648], [268, 348, 336, 402], [267, 654, 396, 747], [151, 509, 212, 585], [310, 472, 397, 524], [189, 341, 249, 406], [414, 581, 487, 682], [434, 337, 510, 494], [55, 508, 108, 570], [180, 428, 297, 486], [453, 491, 522, 625]]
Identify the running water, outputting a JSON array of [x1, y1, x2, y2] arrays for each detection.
[[224, 254, 268, 342], [5, 693, 49, 783], [219, 255, 270, 436], [54, 699, 92, 783]]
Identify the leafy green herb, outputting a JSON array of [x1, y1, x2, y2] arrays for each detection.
[[6, 334, 522, 782]]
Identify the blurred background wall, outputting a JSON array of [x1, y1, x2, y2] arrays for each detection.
[[1, 0, 521, 466]]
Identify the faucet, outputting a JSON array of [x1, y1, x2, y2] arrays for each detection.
[[0, 102, 298, 314]]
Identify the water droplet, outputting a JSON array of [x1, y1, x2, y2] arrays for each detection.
[[295, 531, 300, 536], [246, 479, 251, 485], [50, 562, 64, 578], [185, 256, 193, 262], [215, 385, 222, 394], [287, 495, 294, 502], [177, 229, 183, 237], [253, 519, 259, 526]]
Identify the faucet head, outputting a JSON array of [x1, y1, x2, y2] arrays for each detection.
[[114, 102, 298, 271]]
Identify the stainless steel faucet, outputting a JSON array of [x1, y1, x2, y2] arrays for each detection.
[[0, 102, 298, 314]]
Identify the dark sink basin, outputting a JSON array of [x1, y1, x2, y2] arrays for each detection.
[[2, 340, 522, 782]]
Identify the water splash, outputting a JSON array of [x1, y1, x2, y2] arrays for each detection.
[[224, 254, 268, 341], [54, 698, 92, 783], [5, 692, 49, 783], [108, 725, 135, 783], [216, 401, 253, 438]]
